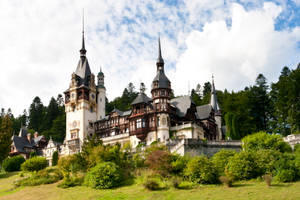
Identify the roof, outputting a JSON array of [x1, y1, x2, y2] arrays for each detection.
[[131, 93, 152, 105], [171, 96, 195, 117], [75, 57, 92, 86], [152, 71, 170, 89], [111, 108, 123, 115], [12, 134, 45, 154], [122, 110, 132, 116], [110, 109, 132, 117], [210, 77, 220, 112], [18, 127, 28, 137], [196, 104, 213, 120]]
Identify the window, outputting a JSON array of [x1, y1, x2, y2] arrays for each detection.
[[161, 90, 165, 96], [72, 105, 76, 112], [142, 119, 146, 128], [71, 132, 77, 139], [100, 98, 102, 102], [136, 119, 142, 129], [90, 106, 93, 112], [157, 117, 160, 126]]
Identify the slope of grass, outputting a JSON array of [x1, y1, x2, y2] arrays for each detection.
[[0, 172, 299, 200]]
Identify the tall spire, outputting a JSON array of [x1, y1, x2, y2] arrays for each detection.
[[80, 9, 86, 57], [156, 36, 164, 66], [210, 74, 220, 113]]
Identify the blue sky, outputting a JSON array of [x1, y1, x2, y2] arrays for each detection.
[[0, 0, 299, 116]]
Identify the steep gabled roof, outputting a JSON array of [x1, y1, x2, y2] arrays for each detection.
[[111, 108, 124, 116], [171, 96, 195, 117], [75, 58, 91, 81], [196, 104, 212, 120], [131, 93, 152, 105]]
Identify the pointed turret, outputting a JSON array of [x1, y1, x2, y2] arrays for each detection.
[[74, 14, 91, 86], [156, 37, 164, 67], [97, 67, 105, 88], [210, 75, 220, 115], [152, 37, 170, 91]]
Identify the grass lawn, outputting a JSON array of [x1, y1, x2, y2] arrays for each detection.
[[0, 172, 300, 200]]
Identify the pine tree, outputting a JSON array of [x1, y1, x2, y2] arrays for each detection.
[[28, 96, 45, 132]]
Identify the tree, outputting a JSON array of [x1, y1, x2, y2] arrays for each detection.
[[242, 131, 291, 153], [248, 74, 271, 132], [52, 151, 58, 166], [41, 97, 60, 138], [0, 114, 13, 164], [28, 96, 45, 132]]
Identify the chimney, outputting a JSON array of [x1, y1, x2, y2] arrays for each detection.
[[34, 132, 38, 138], [27, 133, 31, 143]]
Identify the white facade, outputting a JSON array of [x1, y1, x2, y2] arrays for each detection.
[[43, 138, 59, 166]]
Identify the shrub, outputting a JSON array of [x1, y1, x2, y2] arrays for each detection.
[[170, 154, 190, 176], [262, 174, 272, 186], [58, 154, 87, 174], [255, 149, 281, 176], [172, 177, 181, 189], [275, 169, 295, 182], [219, 176, 233, 187], [274, 153, 297, 182], [2, 156, 25, 172], [145, 150, 172, 177], [211, 149, 236, 176], [226, 151, 258, 180], [21, 157, 47, 172], [132, 152, 145, 169], [86, 144, 131, 171], [242, 131, 292, 153], [52, 151, 58, 166], [143, 178, 160, 191], [57, 172, 84, 188], [30, 151, 37, 158], [84, 162, 122, 189], [184, 155, 218, 184], [15, 167, 63, 187]]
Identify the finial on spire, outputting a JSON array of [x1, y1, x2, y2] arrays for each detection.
[[80, 9, 86, 57], [157, 36, 164, 65]]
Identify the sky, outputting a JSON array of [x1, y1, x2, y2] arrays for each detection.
[[0, 0, 299, 116]]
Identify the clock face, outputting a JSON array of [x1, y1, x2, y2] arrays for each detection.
[[72, 121, 77, 128]]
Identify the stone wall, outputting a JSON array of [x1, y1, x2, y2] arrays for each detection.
[[168, 139, 241, 157]]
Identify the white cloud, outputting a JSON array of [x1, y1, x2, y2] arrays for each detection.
[[0, 0, 298, 116], [172, 2, 300, 96]]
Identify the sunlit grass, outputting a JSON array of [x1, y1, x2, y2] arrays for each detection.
[[0, 171, 299, 200]]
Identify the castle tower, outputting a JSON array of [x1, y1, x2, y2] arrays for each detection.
[[151, 37, 171, 143], [210, 75, 222, 140], [64, 22, 97, 154], [97, 68, 106, 120]]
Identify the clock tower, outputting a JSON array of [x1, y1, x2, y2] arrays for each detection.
[[63, 27, 98, 154]]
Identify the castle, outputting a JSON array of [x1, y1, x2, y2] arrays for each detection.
[[61, 30, 224, 155]]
